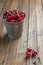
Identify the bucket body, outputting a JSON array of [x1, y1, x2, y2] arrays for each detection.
[[4, 20, 23, 39]]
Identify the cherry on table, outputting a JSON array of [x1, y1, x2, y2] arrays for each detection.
[[26, 51, 31, 58], [32, 50, 37, 57], [27, 48, 32, 52]]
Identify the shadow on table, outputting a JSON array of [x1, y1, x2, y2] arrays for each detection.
[[0, 34, 9, 44]]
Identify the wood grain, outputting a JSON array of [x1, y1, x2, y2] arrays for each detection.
[[36, 0, 43, 65], [27, 0, 37, 65], [3, 0, 25, 65], [15, 0, 30, 65], [0, 35, 9, 64], [0, 0, 6, 15], [0, 0, 18, 65], [0, 0, 43, 65]]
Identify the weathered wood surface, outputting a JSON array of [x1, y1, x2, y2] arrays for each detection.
[[0, 0, 43, 65], [0, 0, 6, 15], [0, 0, 13, 16]]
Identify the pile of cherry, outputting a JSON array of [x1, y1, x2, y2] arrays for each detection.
[[26, 48, 37, 58], [3, 9, 25, 22]]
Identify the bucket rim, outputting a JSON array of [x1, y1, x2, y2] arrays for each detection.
[[3, 19, 23, 24]]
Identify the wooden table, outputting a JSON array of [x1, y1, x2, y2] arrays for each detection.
[[0, 0, 43, 65]]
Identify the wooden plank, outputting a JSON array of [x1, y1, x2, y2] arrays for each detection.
[[0, 12, 7, 64], [3, 0, 13, 9], [0, 16, 9, 64], [0, 0, 13, 15], [14, 0, 30, 65], [27, 0, 32, 65], [14, 54, 27, 65], [0, 0, 43, 65], [27, 0, 43, 65], [0, 35, 9, 64], [17, 0, 24, 11], [3, 40, 19, 65], [0, 0, 6, 15], [3, 0, 30, 65], [27, 0, 42, 65], [41, 0, 43, 10], [0, 0, 18, 65], [3, 0, 18, 64], [27, 0, 37, 65], [36, 0, 43, 65], [10, 0, 18, 9], [3, 0, 25, 65], [16, 0, 29, 54]]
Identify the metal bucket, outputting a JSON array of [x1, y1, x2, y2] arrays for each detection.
[[4, 20, 23, 39]]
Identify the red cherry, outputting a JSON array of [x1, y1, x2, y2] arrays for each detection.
[[5, 10, 10, 16], [5, 10, 9, 14], [32, 50, 37, 57], [15, 20, 18, 22], [7, 15, 14, 20], [7, 16, 10, 20], [9, 16, 13, 19], [19, 17, 23, 21], [26, 51, 31, 58], [3, 10, 9, 18], [12, 15, 15, 18], [20, 13, 25, 17], [10, 19, 15, 22], [8, 13, 12, 16], [27, 48, 32, 52], [19, 12, 25, 17], [6, 13, 9, 17], [14, 15, 19, 20]]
